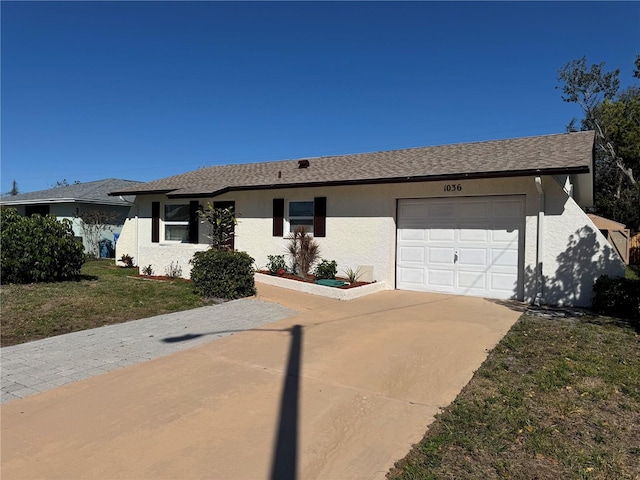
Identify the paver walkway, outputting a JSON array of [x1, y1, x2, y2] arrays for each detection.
[[1, 298, 296, 403]]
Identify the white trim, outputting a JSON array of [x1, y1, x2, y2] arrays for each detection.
[[162, 202, 190, 243], [287, 199, 314, 234]]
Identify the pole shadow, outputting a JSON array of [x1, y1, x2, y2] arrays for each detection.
[[270, 324, 303, 480]]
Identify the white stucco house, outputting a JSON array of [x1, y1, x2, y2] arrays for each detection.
[[1, 179, 142, 256], [110, 131, 625, 307]]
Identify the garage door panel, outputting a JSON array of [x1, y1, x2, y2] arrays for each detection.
[[458, 248, 488, 266], [397, 195, 524, 300], [398, 267, 424, 286], [492, 199, 523, 219], [490, 228, 519, 243], [491, 249, 518, 267], [399, 246, 425, 263], [427, 202, 456, 219], [427, 269, 455, 288], [428, 228, 455, 242], [490, 272, 518, 292], [428, 247, 455, 264], [459, 201, 489, 220], [399, 228, 426, 241], [459, 228, 489, 242], [458, 270, 487, 289]]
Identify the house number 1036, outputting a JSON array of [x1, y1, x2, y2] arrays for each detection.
[[444, 184, 462, 192]]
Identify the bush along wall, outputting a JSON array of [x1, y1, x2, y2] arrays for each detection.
[[190, 249, 256, 300], [592, 275, 640, 328], [1, 208, 85, 284]]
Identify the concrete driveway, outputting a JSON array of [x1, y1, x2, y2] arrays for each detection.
[[1, 283, 522, 479]]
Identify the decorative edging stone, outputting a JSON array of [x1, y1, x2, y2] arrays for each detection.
[[255, 273, 389, 300]]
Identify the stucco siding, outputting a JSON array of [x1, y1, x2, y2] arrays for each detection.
[[539, 177, 624, 307], [122, 176, 622, 306]]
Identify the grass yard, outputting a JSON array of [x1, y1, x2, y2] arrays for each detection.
[[1, 259, 207, 347], [388, 312, 640, 480]]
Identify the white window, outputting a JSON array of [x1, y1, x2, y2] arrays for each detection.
[[164, 204, 190, 242], [288, 200, 314, 233]]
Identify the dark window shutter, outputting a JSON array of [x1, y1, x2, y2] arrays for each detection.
[[151, 202, 160, 243], [189, 201, 199, 244], [314, 197, 326, 237], [273, 198, 284, 237]]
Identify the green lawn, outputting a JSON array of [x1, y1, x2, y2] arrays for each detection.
[[1, 259, 207, 347], [388, 312, 640, 480]]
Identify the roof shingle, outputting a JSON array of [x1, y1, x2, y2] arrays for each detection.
[[1, 179, 142, 205], [109, 131, 595, 198]]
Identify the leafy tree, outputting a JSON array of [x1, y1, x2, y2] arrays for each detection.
[[1, 208, 84, 284], [558, 56, 640, 229], [76, 209, 121, 257], [198, 203, 237, 250], [53, 179, 81, 188]]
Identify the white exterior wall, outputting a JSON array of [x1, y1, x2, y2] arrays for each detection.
[[123, 176, 624, 306], [539, 176, 624, 306]]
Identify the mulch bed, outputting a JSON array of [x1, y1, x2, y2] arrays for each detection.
[[256, 270, 371, 290]]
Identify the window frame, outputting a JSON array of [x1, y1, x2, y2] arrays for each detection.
[[162, 203, 191, 243], [287, 199, 315, 234]]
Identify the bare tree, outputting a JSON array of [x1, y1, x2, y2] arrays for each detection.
[[76, 210, 120, 257]]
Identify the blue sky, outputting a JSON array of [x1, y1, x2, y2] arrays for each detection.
[[2, 1, 639, 194]]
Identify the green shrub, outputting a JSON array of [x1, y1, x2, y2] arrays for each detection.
[[190, 249, 256, 299], [266, 255, 288, 275], [315, 259, 337, 280], [592, 275, 640, 327], [0, 208, 85, 284]]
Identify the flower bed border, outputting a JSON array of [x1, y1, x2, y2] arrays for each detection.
[[255, 272, 389, 300]]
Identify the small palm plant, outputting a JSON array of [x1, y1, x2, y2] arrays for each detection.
[[286, 226, 320, 278], [343, 267, 362, 283]]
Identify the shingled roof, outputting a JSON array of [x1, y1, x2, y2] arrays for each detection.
[[109, 131, 595, 198], [1, 179, 142, 206]]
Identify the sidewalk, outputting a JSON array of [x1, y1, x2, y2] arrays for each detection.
[[1, 298, 296, 403]]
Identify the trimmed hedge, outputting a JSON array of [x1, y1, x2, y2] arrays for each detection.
[[1, 208, 85, 284], [592, 275, 640, 327], [190, 249, 256, 299]]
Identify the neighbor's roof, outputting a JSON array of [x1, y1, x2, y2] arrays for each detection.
[[1, 179, 143, 206], [110, 131, 595, 198]]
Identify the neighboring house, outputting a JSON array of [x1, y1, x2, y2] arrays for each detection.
[[1, 179, 142, 255], [110, 131, 624, 307]]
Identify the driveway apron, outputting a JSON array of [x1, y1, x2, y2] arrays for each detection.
[[1, 283, 522, 479]]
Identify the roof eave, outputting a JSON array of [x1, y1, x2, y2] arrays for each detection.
[[156, 165, 591, 199], [0, 198, 134, 207]]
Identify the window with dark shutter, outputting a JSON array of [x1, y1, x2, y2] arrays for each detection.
[[273, 199, 284, 237], [151, 202, 160, 243], [313, 197, 326, 237], [189, 201, 199, 244]]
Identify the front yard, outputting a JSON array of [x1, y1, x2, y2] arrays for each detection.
[[388, 312, 640, 479], [0, 260, 206, 347]]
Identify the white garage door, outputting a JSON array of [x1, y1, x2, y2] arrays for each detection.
[[396, 196, 524, 299]]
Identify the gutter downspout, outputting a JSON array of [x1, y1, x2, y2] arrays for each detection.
[[534, 177, 545, 306]]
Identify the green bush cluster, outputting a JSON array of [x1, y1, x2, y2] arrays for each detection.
[[266, 254, 288, 275], [1, 208, 85, 284], [190, 249, 256, 299], [592, 275, 640, 327], [315, 259, 337, 280]]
